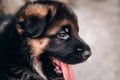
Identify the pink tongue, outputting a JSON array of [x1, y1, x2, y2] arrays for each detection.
[[52, 58, 75, 80]]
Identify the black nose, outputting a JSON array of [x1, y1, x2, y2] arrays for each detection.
[[82, 51, 91, 59], [76, 47, 91, 59]]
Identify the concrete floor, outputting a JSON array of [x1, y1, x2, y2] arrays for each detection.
[[71, 0, 120, 80]]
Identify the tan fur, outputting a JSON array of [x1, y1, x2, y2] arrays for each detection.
[[16, 24, 24, 35], [28, 38, 50, 57], [25, 4, 48, 18]]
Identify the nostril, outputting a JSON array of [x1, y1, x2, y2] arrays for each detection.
[[77, 47, 83, 53], [82, 51, 91, 59]]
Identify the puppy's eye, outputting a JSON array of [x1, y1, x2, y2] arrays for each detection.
[[57, 32, 69, 40]]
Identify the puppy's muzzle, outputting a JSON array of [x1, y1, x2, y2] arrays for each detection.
[[74, 36, 91, 62]]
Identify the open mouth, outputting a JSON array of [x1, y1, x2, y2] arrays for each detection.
[[50, 57, 75, 80], [41, 54, 75, 80]]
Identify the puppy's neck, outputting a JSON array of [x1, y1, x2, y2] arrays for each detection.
[[32, 57, 47, 80]]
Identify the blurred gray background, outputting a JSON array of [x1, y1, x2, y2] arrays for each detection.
[[72, 0, 120, 80], [0, 0, 120, 80]]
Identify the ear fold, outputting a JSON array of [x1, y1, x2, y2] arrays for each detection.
[[16, 4, 54, 38], [18, 15, 47, 38]]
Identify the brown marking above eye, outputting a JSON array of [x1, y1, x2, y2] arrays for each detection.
[[28, 38, 50, 57], [46, 19, 73, 35]]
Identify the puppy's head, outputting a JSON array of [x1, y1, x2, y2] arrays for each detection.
[[16, 1, 91, 79]]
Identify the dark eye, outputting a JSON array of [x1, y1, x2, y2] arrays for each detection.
[[57, 32, 69, 40], [56, 25, 71, 40]]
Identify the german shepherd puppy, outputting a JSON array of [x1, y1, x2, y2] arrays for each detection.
[[0, 1, 91, 80]]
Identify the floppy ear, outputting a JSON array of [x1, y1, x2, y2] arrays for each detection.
[[16, 4, 53, 38]]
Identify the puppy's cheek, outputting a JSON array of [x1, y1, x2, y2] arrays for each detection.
[[28, 38, 50, 57]]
